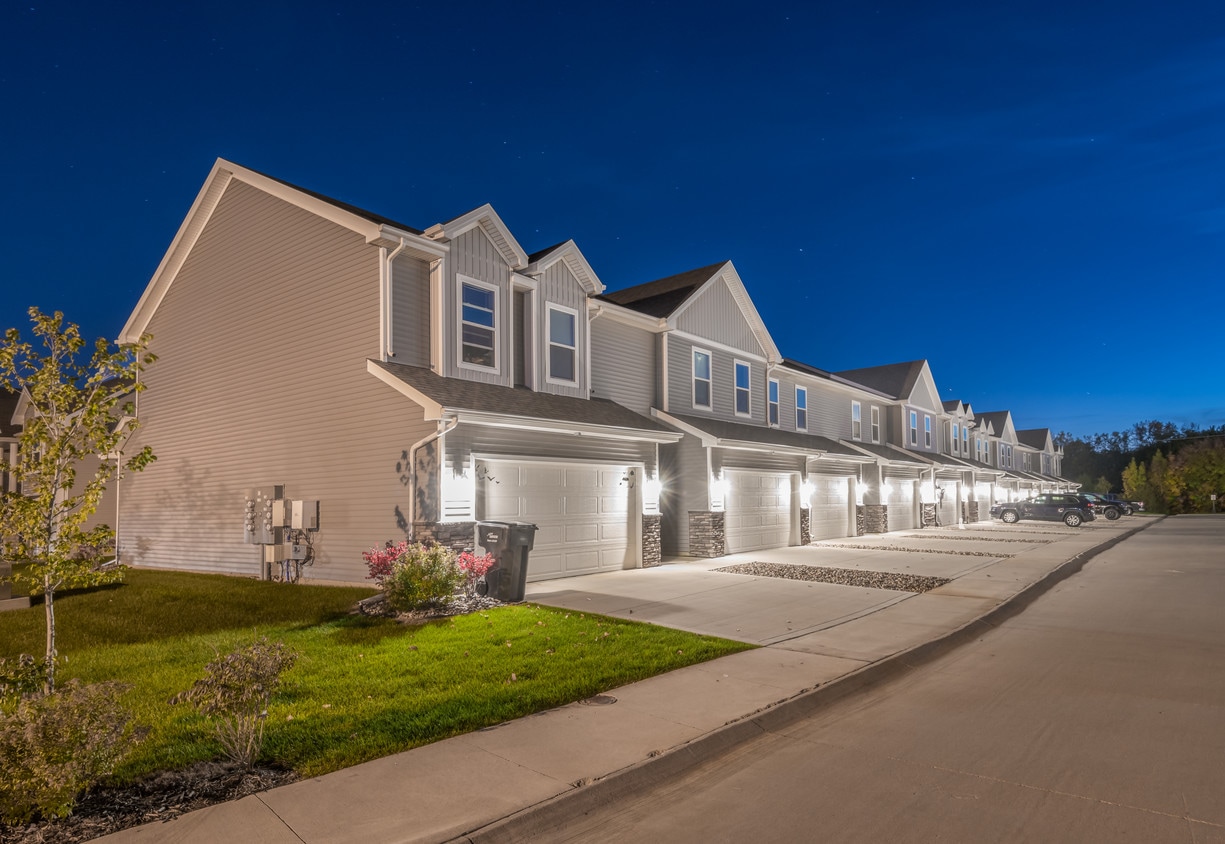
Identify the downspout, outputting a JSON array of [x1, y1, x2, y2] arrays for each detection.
[[588, 305, 603, 396], [381, 239, 408, 361], [406, 415, 459, 536]]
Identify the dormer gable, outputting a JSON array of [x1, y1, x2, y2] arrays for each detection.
[[424, 204, 529, 271], [523, 240, 604, 295]]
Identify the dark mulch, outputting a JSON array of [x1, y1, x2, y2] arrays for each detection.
[[2, 762, 298, 844]]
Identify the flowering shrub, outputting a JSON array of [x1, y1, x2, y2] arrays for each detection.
[[363, 541, 465, 612], [456, 551, 497, 596]]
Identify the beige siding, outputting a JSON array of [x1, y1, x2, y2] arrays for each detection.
[[675, 278, 763, 356], [390, 254, 432, 368], [444, 227, 513, 384], [120, 179, 435, 583], [590, 318, 655, 413]]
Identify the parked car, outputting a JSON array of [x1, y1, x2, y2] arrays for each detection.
[[1078, 492, 1128, 519], [990, 493, 1097, 527], [1103, 492, 1143, 512]]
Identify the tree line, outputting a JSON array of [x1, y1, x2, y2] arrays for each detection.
[[1055, 421, 1225, 514]]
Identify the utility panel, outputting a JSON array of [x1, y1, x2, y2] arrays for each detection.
[[291, 500, 319, 530]]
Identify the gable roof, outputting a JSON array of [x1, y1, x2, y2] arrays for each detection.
[[121, 158, 447, 344], [942, 399, 964, 413], [976, 411, 1014, 438], [423, 203, 529, 270], [602, 261, 782, 363], [523, 239, 604, 295], [368, 360, 678, 442], [835, 360, 929, 401], [1016, 428, 1054, 450]]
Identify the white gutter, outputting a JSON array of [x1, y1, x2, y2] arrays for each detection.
[[380, 238, 407, 361], [406, 415, 459, 535], [587, 304, 602, 395]]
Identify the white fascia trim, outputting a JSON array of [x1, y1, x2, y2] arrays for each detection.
[[588, 300, 667, 332], [523, 240, 605, 295], [841, 440, 933, 467], [423, 203, 529, 270], [368, 225, 448, 260], [511, 272, 538, 292], [366, 360, 443, 418], [825, 373, 896, 400], [666, 262, 782, 364], [671, 329, 768, 364], [454, 409, 682, 444]]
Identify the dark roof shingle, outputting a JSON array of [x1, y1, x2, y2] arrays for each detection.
[[599, 261, 728, 318]]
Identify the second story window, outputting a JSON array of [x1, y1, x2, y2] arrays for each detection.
[[768, 379, 779, 426], [952, 423, 959, 453], [546, 305, 577, 383], [909, 411, 918, 445], [693, 349, 712, 409], [796, 386, 808, 430], [871, 406, 880, 442], [963, 427, 969, 454], [734, 361, 751, 416], [460, 280, 497, 369], [924, 416, 932, 447], [851, 401, 862, 440]]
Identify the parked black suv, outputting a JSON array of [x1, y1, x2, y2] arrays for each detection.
[[990, 493, 1097, 527], [1078, 492, 1128, 519]]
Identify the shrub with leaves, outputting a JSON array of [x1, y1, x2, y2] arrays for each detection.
[[172, 637, 297, 770], [0, 654, 47, 704], [0, 679, 138, 824], [362, 540, 409, 586], [379, 542, 465, 612], [456, 550, 496, 596]]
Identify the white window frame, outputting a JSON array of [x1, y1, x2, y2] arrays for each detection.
[[457, 276, 499, 373], [952, 423, 959, 454], [544, 303, 578, 386], [734, 359, 751, 417], [924, 415, 932, 448], [909, 410, 918, 445], [768, 378, 780, 427], [851, 401, 862, 440], [692, 347, 713, 410], [963, 426, 969, 454], [795, 386, 808, 431], [870, 406, 880, 443]]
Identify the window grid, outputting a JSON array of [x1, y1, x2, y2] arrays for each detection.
[[851, 401, 862, 440], [734, 360, 751, 416]]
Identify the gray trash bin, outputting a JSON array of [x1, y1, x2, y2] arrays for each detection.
[[476, 521, 538, 602]]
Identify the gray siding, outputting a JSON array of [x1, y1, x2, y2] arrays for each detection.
[[444, 227, 513, 384], [675, 277, 763, 356], [390, 254, 431, 368], [121, 179, 436, 583], [534, 262, 588, 398], [666, 335, 767, 424], [590, 318, 655, 413], [659, 434, 709, 556], [445, 424, 656, 476]]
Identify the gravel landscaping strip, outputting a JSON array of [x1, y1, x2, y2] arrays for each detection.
[[714, 562, 950, 593], [812, 543, 1013, 558], [899, 534, 1053, 544]]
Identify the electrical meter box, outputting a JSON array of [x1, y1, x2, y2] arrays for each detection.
[[287, 543, 309, 560], [291, 500, 319, 530], [262, 544, 285, 563], [271, 499, 291, 528]]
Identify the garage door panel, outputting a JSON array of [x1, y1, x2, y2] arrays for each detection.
[[810, 475, 851, 541], [481, 459, 633, 581], [886, 477, 915, 532], [725, 470, 794, 554]]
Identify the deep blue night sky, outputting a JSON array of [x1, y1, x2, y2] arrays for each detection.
[[3, 1, 1223, 438]]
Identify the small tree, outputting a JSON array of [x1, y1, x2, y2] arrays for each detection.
[[0, 308, 155, 694]]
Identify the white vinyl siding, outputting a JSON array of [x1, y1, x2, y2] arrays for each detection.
[[590, 318, 655, 413], [674, 274, 765, 356]]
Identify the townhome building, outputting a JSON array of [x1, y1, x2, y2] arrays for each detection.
[[89, 159, 1078, 586]]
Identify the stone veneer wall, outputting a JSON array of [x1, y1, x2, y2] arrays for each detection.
[[642, 514, 662, 567], [859, 504, 888, 534], [413, 521, 476, 554], [688, 511, 726, 558], [921, 503, 937, 528], [966, 501, 980, 522], [799, 508, 811, 545]]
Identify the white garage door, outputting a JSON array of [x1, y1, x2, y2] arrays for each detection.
[[974, 483, 993, 522], [725, 470, 794, 554], [480, 460, 632, 581], [885, 476, 915, 532], [809, 475, 851, 541]]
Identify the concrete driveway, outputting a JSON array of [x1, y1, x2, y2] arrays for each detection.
[[525, 519, 1138, 651]]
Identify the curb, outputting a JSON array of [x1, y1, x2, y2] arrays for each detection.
[[452, 517, 1163, 843]]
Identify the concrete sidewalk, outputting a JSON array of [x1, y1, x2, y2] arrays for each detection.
[[99, 518, 1154, 844]]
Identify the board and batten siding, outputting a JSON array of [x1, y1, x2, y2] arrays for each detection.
[[534, 261, 589, 398], [590, 318, 655, 413], [443, 227, 513, 384], [390, 254, 432, 369], [674, 278, 764, 357], [666, 335, 767, 424], [120, 178, 436, 583]]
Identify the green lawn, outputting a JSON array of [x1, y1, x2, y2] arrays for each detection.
[[0, 569, 752, 780]]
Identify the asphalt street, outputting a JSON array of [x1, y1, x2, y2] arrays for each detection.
[[535, 517, 1225, 843]]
